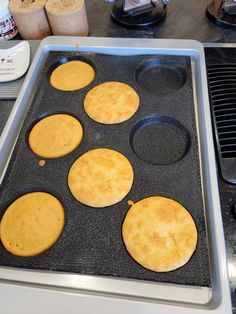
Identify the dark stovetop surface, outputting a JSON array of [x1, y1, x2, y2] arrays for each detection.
[[1, 0, 236, 312], [205, 46, 236, 312]]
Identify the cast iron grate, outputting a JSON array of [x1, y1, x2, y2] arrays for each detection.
[[207, 63, 236, 183]]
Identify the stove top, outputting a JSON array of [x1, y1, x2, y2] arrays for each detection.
[[205, 45, 236, 313]]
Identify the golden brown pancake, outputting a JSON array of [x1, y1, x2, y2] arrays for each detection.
[[122, 196, 198, 272], [0, 192, 65, 257], [50, 60, 95, 91], [29, 114, 83, 158], [68, 148, 134, 207], [84, 81, 140, 124]]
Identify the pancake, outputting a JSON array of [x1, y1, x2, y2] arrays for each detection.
[[122, 196, 198, 272], [50, 60, 95, 91], [68, 148, 134, 207], [0, 192, 65, 257], [29, 114, 83, 158], [84, 81, 140, 124]]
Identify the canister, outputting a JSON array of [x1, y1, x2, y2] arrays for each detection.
[[45, 0, 89, 36], [9, 0, 51, 40]]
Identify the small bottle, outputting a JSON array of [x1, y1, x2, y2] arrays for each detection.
[[0, 0, 18, 40]]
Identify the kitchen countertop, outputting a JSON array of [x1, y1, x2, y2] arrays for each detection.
[[86, 0, 236, 42], [0, 1, 235, 313]]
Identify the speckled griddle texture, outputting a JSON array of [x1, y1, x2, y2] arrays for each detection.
[[0, 51, 211, 287]]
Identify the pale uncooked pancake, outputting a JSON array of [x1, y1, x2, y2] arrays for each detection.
[[84, 82, 140, 124], [29, 114, 83, 158], [122, 196, 198, 272], [0, 192, 65, 257], [50, 60, 95, 91], [68, 148, 134, 207]]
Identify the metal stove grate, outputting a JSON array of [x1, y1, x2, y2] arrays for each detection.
[[207, 63, 236, 183]]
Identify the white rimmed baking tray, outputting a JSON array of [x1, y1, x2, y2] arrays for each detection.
[[0, 36, 232, 314]]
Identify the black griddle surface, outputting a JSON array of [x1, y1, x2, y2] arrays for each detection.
[[0, 51, 211, 287]]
